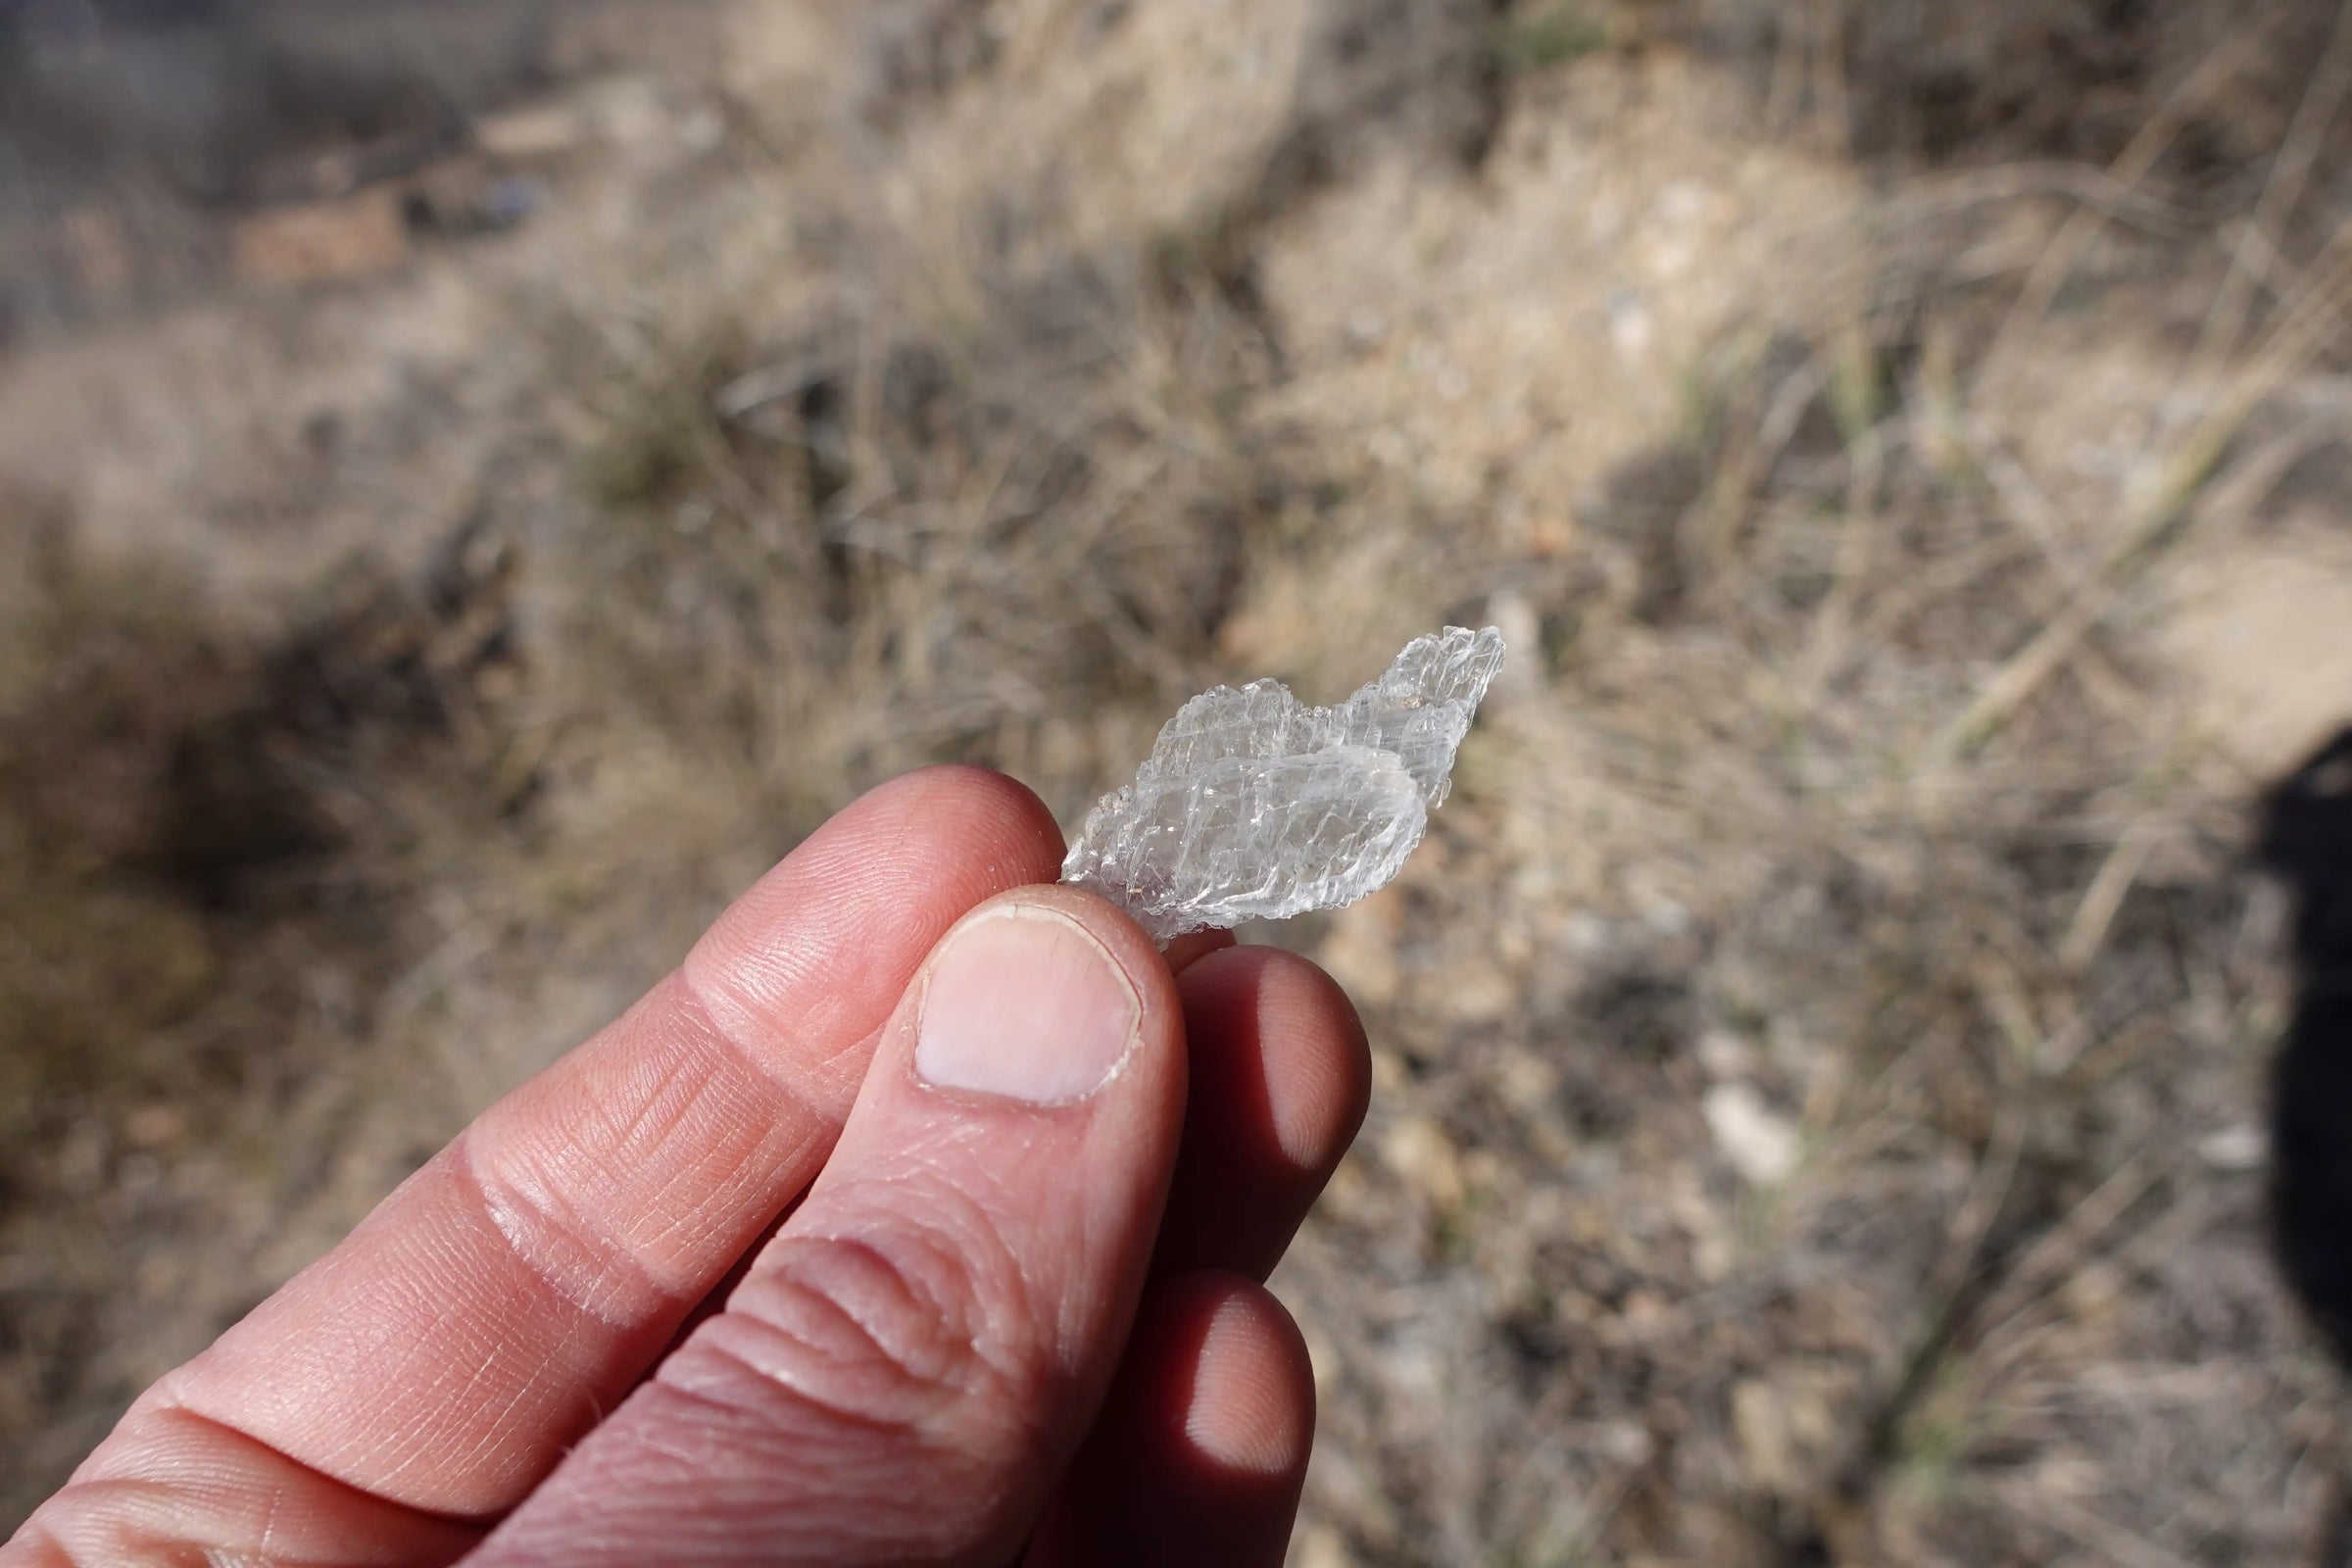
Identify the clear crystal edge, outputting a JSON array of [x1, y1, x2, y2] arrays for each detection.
[[1061, 625, 1507, 943]]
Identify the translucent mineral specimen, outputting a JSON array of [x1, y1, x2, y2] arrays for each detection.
[[1063, 626, 1507, 943]]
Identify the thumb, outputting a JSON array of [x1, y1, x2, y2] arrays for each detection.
[[468, 887, 1187, 1568]]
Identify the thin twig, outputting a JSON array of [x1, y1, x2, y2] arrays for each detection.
[[2060, 815, 2166, 972], [1981, 22, 2277, 386], [2181, 0, 2352, 415], [2002, 1483, 2209, 1568]]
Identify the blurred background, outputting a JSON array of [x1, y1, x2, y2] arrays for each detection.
[[5, 1, 2352, 1560]]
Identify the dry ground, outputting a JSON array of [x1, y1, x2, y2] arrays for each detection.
[[7, 2, 2352, 1562]]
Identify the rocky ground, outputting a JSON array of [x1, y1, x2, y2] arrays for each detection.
[[7, 2, 2352, 1561]]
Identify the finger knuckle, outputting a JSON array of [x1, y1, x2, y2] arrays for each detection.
[[455, 1135, 669, 1329], [704, 1196, 1035, 1436]]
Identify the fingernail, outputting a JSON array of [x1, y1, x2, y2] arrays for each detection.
[[915, 905, 1141, 1104]]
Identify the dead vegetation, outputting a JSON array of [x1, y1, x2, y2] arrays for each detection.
[[7, 0, 2352, 1561]]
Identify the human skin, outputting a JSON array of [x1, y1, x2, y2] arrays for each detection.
[[3, 766, 1372, 1567]]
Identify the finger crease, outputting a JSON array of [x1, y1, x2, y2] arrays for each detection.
[[669, 1329, 937, 1442], [676, 964, 866, 1131], [454, 1133, 686, 1332], [145, 1400, 499, 1530]]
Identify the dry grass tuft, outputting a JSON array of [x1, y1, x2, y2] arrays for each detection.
[[546, 251, 1270, 819]]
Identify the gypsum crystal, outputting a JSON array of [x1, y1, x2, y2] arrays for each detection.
[[1062, 626, 1507, 944]]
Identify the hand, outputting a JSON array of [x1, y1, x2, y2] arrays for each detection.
[[4, 768, 1371, 1567]]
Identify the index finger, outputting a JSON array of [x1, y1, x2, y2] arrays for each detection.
[[42, 768, 1067, 1527]]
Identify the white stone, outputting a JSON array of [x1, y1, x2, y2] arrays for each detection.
[[2196, 1123, 2266, 1172], [1702, 1082, 1801, 1186]]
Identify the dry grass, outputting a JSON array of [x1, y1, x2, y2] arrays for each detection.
[[6, 0, 2352, 1560]]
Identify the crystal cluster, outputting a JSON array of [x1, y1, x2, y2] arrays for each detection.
[[1063, 626, 1507, 943]]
